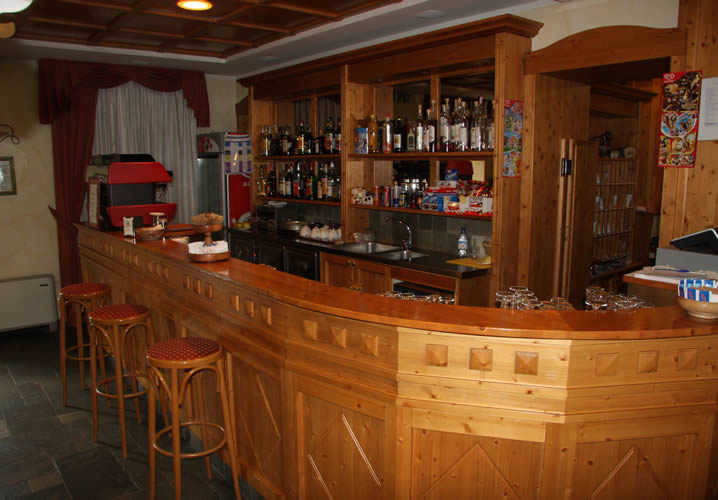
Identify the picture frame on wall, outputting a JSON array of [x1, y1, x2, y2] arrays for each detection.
[[0, 157, 17, 195], [87, 177, 101, 229]]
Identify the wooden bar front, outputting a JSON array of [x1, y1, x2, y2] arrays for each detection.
[[77, 226, 718, 499]]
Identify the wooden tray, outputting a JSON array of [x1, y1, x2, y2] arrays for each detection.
[[189, 250, 230, 263]]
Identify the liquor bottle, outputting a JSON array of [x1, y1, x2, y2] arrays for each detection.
[[406, 121, 416, 152], [271, 124, 280, 155], [368, 114, 379, 153], [382, 114, 393, 153], [314, 128, 325, 155], [260, 125, 271, 156], [456, 100, 469, 152], [391, 180, 400, 207], [320, 162, 329, 200], [281, 124, 292, 155], [458, 227, 469, 257], [333, 161, 341, 201], [316, 163, 324, 200], [439, 104, 450, 152], [266, 165, 276, 197], [256, 165, 266, 196], [424, 101, 436, 152], [415, 104, 424, 153], [285, 162, 294, 198], [324, 118, 335, 154], [336, 118, 342, 154], [471, 98, 483, 152], [325, 162, 335, 200], [277, 165, 285, 197], [291, 162, 300, 198], [393, 116, 404, 153], [305, 161, 316, 200], [295, 121, 306, 155], [305, 124, 313, 155]]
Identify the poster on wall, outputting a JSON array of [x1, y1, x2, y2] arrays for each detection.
[[503, 99, 523, 177], [658, 70, 702, 168]]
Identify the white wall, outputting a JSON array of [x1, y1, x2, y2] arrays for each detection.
[[201, 74, 240, 133], [0, 60, 59, 290], [518, 0, 679, 50]]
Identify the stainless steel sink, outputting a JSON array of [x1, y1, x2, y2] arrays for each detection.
[[335, 242, 401, 254], [377, 249, 428, 261]]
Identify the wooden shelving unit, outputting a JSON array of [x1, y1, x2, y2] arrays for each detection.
[[347, 151, 494, 160], [259, 196, 340, 207], [351, 204, 492, 220]]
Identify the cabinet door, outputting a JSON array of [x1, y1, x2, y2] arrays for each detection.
[[256, 242, 284, 271], [355, 259, 392, 294], [320, 253, 355, 289], [285, 246, 320, 281], [229, 232, 254, 262]]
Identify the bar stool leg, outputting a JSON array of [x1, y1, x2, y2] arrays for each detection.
[[170, 369, 182, 500], [125, 332, 142, 424], [194, 373, 213, 479], [148, 370, 158, 500], [74, 304, 87, 389], [113, 324, 128, 459], [90, 323, 100, 443], [58, 298, 69, 407], [217, 356, 241, 500]]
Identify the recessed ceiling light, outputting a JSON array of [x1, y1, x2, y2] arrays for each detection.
[[177, 0, 212, 11], [415, 10, 446, 19], [0, 0, 33, 14]]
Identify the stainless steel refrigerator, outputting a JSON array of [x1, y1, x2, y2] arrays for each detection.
[[196, 132, 252, 225]]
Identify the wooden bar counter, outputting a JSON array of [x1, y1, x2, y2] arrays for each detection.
[[77, 225, 718, 499]]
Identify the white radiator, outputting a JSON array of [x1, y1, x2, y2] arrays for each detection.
[[0, 274, 58, 333]]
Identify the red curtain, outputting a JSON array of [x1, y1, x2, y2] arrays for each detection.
[[38, 59, 209, 286]]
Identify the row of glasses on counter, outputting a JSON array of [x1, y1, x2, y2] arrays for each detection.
[[258, 118, 341, 156], [377, 292, 455, 305], [361, 96, 495, 154], [495, 286, 576, 310], [584, 285, 654, 310]]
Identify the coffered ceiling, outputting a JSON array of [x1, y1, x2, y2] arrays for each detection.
[[0, 0, 548, 78]]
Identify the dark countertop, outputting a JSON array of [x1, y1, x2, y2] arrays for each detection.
[[228, 228, 488, 279]]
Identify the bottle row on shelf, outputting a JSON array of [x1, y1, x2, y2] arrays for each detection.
[[258, 118, 341, 157], [355, 97, 495, 154], [351, 178, 494, 216], [256, 160, 341, 202]]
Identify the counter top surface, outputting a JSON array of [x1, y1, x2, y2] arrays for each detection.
[[83, 227, 718, 340], [229, 228, 487, 278]]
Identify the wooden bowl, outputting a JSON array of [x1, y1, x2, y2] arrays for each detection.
[[677, 296, 718, 320], [135, 227, 164, 241], [188, 250, 230, 263], [192, 224, 223, 234]]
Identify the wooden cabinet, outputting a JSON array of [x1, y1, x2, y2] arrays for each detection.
[[320, 252, 391, 293]]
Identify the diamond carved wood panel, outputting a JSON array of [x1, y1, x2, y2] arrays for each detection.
[[300, 393, 384, 499], [676, 349, 698, 371], [595, 352, 618, 376], [426, 344, 448, 367], [637, 351, 659, 374], [229, 353, 284, 491], [572, 435, 695, 499], [514, 351, 538, 376], [412, 428, 542, 499], [469, 348, 493, 371]]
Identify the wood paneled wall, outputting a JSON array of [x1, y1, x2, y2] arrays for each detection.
[[660, 0, 718, 245]]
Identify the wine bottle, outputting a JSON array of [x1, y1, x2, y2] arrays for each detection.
[[368, 114, 379, 153], [415, 104, 424, 153], [393, 116, 404, 153], [382, 114, 393, 153], [439, 104, 450, 152], [425, 101, 436, 152]]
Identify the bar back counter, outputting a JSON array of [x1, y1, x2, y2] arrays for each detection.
[[78, 226, 718, 499]]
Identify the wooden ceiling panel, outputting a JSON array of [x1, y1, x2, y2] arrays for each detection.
[[5, 0, 399, 59]]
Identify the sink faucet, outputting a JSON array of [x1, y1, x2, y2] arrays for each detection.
[[386, 216, 412, 250]]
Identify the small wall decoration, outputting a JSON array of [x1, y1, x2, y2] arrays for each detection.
[[0, 157, 17, 195], [503, 99, 523, 177], [658, 70, 702, 168], [87, 178, 101, 229]]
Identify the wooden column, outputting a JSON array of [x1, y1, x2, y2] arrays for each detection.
[[659, 0, 718, 246]]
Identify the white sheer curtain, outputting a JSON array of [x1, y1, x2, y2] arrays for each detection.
[[93, 81, 198, 224]]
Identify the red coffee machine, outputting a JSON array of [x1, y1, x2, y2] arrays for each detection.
[[94, 154, 177, 228]]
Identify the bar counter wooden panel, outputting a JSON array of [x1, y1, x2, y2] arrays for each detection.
[[78, 226, 718, 499]]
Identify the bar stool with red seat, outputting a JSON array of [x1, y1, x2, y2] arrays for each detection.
[[146, 337, 240, 500], [88, 303, 154, 459], [57, 282, 111, 407]]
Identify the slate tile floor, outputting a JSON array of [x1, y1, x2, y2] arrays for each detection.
[[0, 326, 251, 500]]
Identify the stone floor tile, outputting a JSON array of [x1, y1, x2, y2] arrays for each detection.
[[15, 484, 71, 500], [56, 446, 138, 500], [0, 419, 8, 439], [27, 470, 63, 492]]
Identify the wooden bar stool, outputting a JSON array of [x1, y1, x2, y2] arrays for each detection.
[[57, 282, 111, 407], [146, 337, 240, 500], [89, 303, 154, 459]]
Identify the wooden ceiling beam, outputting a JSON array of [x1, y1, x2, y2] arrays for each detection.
[[265, 2, 338, 18], [119, 27, 185, 39], [227, 20, 290, 33], [27, 15, 105, 31], [57, 0, 132, 12], [194, 35, 254, 46]]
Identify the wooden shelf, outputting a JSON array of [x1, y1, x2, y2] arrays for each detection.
[[348, 151, 493, 160], [256, 154, 341, 161], [259, 196, 340, 206], [351, 204, 492, 220]]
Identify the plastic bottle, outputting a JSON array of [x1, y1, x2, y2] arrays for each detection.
[[458, 227, 469, 257]]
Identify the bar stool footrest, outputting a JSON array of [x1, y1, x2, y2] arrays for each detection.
[[153, 421, 227, 459], [96, 375, 149, 400], [65, 343, 111, 362]]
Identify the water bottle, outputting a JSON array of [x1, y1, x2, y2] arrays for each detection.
[[458, 227, 469, 257]]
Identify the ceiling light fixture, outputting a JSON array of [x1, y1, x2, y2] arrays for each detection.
[[0, 0, 33, 14], [415, 10, 446, 19], [177, 0, 212, 11]]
